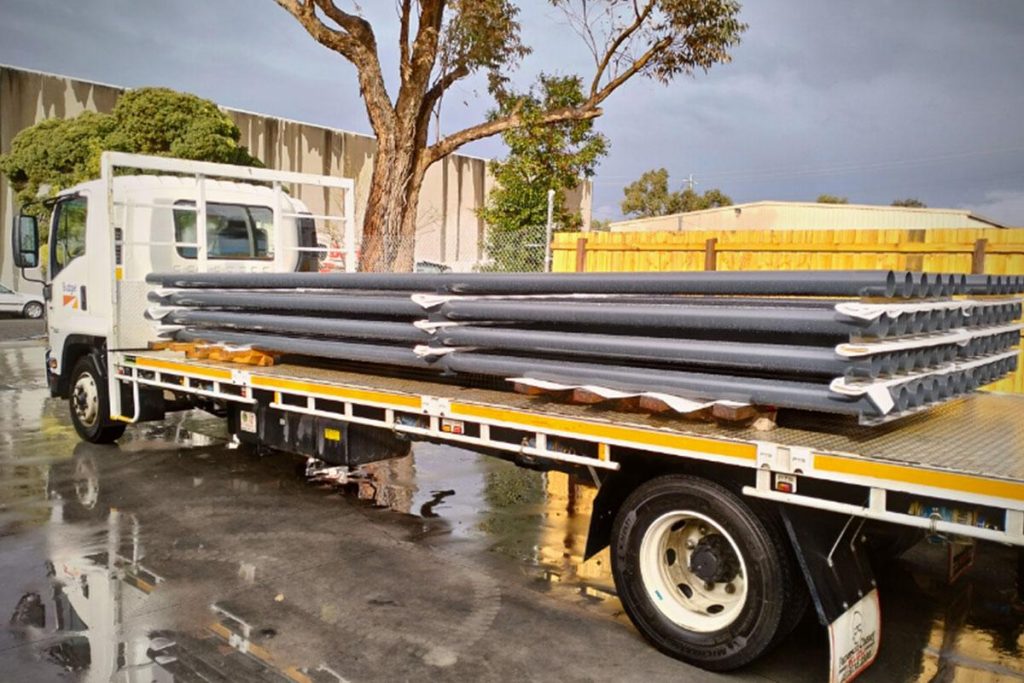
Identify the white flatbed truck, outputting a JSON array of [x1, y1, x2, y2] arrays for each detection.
[[11, 152, 1024, 682]]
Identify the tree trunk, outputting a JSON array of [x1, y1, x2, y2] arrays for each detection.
[[359, 136, 427, 273]]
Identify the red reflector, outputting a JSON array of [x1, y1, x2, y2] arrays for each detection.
[[776, 481, 793, 493]]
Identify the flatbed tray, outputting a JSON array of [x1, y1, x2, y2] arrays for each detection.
[[128, 350, 1024, 489]]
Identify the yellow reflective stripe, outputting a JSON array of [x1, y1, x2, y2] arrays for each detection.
[[451, 402, 757, 462], [134, 357, 232, 380], [815, 454, 1024, 502], [252, 376, 422, 409]]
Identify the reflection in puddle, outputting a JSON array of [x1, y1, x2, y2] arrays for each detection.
[[905, 546, 1024, 681], [0, 345, 1021, 681]]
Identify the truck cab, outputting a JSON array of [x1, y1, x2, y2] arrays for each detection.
[[11, 152, 357, 442]]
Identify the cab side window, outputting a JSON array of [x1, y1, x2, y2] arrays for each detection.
[[173, 201, 274, 260], [51, 196, 88, 277]]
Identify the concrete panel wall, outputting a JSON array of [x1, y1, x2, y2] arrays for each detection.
[[1, 67, 122, 289], [1, 65, 591, 288]]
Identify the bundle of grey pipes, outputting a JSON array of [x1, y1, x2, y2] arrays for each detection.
[[146, 269, 1023, 425]]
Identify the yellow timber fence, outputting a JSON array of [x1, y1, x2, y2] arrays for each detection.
[[551, 227, 1024, 394]]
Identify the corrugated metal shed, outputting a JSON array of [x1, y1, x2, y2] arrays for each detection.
[[609, 200, 1007, 233]]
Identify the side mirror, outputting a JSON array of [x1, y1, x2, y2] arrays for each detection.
[[12, 214, 39, 269]]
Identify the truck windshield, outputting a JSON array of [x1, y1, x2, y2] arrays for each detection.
[[173, 201, 273, 260]]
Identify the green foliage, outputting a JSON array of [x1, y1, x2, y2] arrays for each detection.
[[0, 112, 113, 219], [677, 186, 732, 212], [441, 0, 531, 97], [0, 87, 260, 220], [620, 168, 732, 217], [479, 75, 608, 271], [816, 194, 848, 204], [891, 197, 926, 208], [621, 168, 674, 218]]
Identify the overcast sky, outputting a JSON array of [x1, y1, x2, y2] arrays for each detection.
[[2, 0, 1023, 224]]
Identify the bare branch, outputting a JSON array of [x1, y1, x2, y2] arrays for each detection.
[[395, 0, 446, 125], [274, 0, 395, 136], [593, 35, 671, 102], [313, 0, 376, 47], [274, 0, 360, 59], [422, 63, 470, 109], [427, 26, 671, 164], [558, 0, 600, 65], [406, 0, 446, 87], [427, 102, 601, 164], [398, 0, 412, 82], [589, 0, 656, 97]]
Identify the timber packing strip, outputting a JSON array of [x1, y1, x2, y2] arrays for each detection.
[[144, 269, 1024, 425]]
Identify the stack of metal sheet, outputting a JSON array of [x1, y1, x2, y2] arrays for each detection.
[[146, 270, 1023, 425]]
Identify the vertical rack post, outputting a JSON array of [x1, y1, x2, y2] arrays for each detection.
[[272, 180, 284, 268], [344, 183, 357, 272], [196, 174, 208, 271], [103, 154, 122, 418]]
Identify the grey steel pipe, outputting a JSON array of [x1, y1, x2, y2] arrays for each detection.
[[166, 310, 429, 343], [146, 269, 916, 298], [434, 326, 874, 378], [435, 326, 985, 379], [149, 290, 425, 317], [965, 274, 992, 295], [439, 353, 877, 417], [437, 299, 895, 339], [962, 274, 1024, 295], [171, 327, 1014, 421], [911, 273, 930, 298], [175, 329, 433, 369], [174, 326, 876, 416]]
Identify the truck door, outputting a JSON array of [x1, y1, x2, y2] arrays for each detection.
[[48, 193, 103, 375]]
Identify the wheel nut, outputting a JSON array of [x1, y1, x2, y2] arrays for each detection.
[[685, 540, 696, 550], [724, 583, 735, 594], [704, 581, 715, 591], [699, 525, 708, 535]]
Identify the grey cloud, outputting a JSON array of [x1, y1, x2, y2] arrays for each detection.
[[1, 0, 1021, 223]]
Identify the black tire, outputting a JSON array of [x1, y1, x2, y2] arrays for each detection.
[[22, 301, 44, 319], [69, 354, 126, 444], [610, 475, 800, 671]]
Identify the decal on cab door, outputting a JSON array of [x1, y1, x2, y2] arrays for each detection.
[[62, 283, 80, 309]]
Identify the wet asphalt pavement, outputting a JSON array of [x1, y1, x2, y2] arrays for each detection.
[[1, 322, 1022, 681]]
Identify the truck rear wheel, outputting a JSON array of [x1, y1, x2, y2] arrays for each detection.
[[69, 355, 126, 444], [610, 475, 798, 671]]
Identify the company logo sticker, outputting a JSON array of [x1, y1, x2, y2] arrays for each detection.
[[62, 283, 80, 309]]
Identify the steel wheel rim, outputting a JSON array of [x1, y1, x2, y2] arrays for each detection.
[[639, 510, 748, 632], [72, 373, 100, 428], [25, 302, 43, 318]]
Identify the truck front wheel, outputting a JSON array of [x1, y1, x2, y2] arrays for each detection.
[[611, 475, 798, 671], [69, 355, 126, 444]]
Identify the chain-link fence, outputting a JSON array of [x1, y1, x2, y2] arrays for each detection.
[[475, 225, 549, 272]]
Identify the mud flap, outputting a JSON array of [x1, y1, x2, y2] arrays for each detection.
[[780, 507, 880, 683]]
